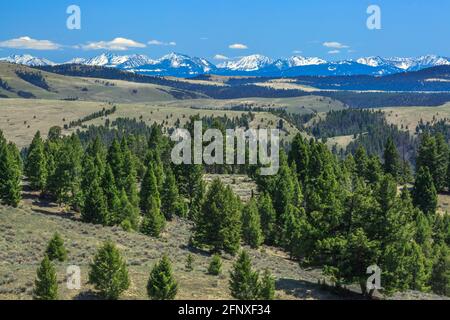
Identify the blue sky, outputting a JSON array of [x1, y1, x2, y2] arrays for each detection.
[[0, 0, 449, 62]]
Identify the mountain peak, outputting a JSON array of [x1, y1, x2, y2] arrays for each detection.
[[0, 54, 55, 67]]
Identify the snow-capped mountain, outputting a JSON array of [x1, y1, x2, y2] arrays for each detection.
[[2, 52, 450, 77], [131, 53, 215, 77], [65, 53, 155, 69], [357, 55, 450, 72], [0, 54, 55, 67], [218, 54, 274, 72]]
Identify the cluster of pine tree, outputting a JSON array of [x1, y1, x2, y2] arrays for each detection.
[[24, 124, 190, 237], [186, 133, 442, 296]]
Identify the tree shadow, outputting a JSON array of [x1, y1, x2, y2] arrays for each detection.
[[276, 278, 365, 300], [73, 290, 103, 300]]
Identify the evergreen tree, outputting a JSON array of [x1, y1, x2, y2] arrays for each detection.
[[140, 164, 165, 237], [430, 243, 450, 296], [242, 198, 264, 248], [194, 179, 241, 255], [288, 133, 310, 183], [416, 133, 439, 190], [434, 133, 449, 192], [107, 138, 124, 189], [0, 142, 22, 207], [33, 255, 58, 300], [81, 177, 108, 225], [259, 269, 275, 300], [26, 131, 47, 191], [88, 241, 130, 300], [383, 136, 400, 179], [46, 136, 82, 208], [102, 164, 120, 215], [116, 189, 140, 231], [161, 166, 185, 220], [185, 254, 194, 272], [45, 232, 67, 262], [412, 166, 438, 216], [121, 140, 139, 207], [147, 255, 178, 300], [354, 145, 368, 178], [208, 254, 223, 276], [257, 193, 277, 245], [229, 251, 260, 300]]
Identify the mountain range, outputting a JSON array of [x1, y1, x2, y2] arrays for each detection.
[[2, 53, 450, 78]]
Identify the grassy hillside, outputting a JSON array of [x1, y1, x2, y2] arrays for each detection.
[[0, 98, 301, 148], [0, 187, 345, 300], [382, 102, 450, 133], [0, 62, 205, 102]]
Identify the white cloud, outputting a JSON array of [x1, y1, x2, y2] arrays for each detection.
[[328, 50, 340, 54], [213, 54, 229, 60], [323, 41, 349, 49], [229, 43, 248, 50], [148, 39, 176, 46], [0, 36, 61, 50], [82, 37, 146, 51], [293, 50, 303, 54]]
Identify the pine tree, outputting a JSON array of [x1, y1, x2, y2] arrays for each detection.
[[435, 134, 449, 192], [259, 269, 275, 300], [140, 165, 165, 237], [107, 138, 124, 189], [102, 164, 120, 215], [88, 241, 130, 300], [26, 131, 47, 191], [185, 254, 194, 272], [288, 133, 310, 183], [116, 189, 140, 231], [46, 136, 82, 208], [147, 255, 178, 300], [194, 178, 241, 255], [257, 193, 276, 245], [242, 198, 264, 248], [33, 255, 58, 300], [430, 243, 449, 296], [229, 251, 260, 300], [412, 166, 438, 216], [45, 232, 67, 262], [121, 140, 139, 207], [416, 133, 440, 189], [161, 166, 185, 220], [354, 145, 368, 178], [208, 254, 223, 276], [81, 177, 108, 225], [383, 136, 400, 179], [0, 142, 22, 207]]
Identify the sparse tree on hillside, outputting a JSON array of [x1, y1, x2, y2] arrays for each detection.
[[242, 198, 264, 248], [26, 131, 47, 191], [33, 255, 58, 300], [194, 178, 241, 255], [147, 255, 178, 300], [140, 164, 165, 237], [229, 251, 260, 300], [45, 232, 67, 262], [208, 254, 223, 276], [89, 241, 130, 300]]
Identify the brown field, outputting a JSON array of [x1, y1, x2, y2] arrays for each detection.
[[0, 98, 300, 148]]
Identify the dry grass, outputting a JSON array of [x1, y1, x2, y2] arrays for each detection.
[[382, 103, 450, 134], [0, 194, 342, 300], [0, 98, 299, 148]]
